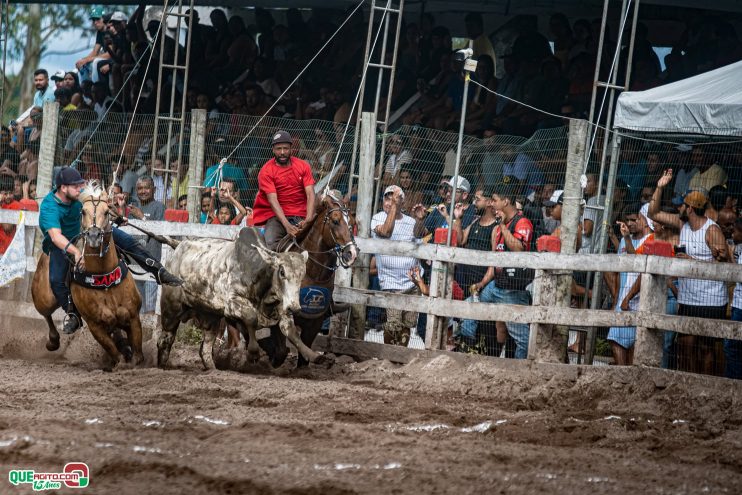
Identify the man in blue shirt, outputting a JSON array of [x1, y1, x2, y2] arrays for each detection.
[[39, 167, 182, 334], [32, 69, 56, 112]]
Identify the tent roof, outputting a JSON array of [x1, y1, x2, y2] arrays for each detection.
[[613, 60, 742, 136]]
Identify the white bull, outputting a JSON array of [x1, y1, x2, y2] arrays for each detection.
[[157, 228, 313, 369]]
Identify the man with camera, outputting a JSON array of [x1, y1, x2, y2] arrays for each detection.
[[648, 169, 729, 373], [413, 175, 476, 239]]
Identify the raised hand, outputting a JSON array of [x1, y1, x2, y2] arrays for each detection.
[[657, 169, 673, 188]]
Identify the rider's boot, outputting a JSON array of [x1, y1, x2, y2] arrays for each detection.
[[62, 300, 82, 335], [127, 252, 184, 286]]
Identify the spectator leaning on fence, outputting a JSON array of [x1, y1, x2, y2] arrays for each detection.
[[648, 169, 729, 374], [372, 185, 424, 347], [458, 178, 534, 359], [129, 175, 166, 314], [605, 204, 652, 366]]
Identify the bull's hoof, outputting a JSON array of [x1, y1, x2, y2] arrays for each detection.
[[313, 353, 335, 368], [270, 346, 289, 368], [46, 338, 60, 352], [157, 349, 171, 369], [246, 349, 261, 364]]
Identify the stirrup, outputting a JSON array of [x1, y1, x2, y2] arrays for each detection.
[[62, 313, 82, 335]]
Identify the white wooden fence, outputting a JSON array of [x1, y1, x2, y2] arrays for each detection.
[[2, 209, 741, 368]]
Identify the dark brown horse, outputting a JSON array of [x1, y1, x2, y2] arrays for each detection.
[[229, 192, 357, 367], [31, 182, 143, 369], [276, 192, 357, 366]]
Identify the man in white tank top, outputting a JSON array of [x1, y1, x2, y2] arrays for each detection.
[[648, 169, 730, 374]]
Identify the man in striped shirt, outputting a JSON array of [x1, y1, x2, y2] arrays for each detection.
[[371, 185, 424, 346]]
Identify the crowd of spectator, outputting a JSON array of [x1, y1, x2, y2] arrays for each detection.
[[3, 4, 742, 374]]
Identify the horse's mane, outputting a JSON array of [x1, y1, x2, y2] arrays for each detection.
[[79, 180, 107, 203]]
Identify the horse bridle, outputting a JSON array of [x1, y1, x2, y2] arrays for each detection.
[[285, 201, 358, 273], [79, 196, 114, 258], [321, 203, 357, 269]]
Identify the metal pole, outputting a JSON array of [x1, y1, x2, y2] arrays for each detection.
[[173, 0, 195, 200], [347, 0, 379, 203], [0, 0, 8, 122], [585, 0, 619, 141], [370, 0, 394, 216], [152, 1, 169, 167], [585, 131, 622, 365], [446, 50, 472, 247]]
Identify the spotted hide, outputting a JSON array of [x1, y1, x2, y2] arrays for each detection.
[[157, 228, 309, 369]]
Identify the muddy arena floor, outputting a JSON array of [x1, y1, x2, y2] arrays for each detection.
[[1, 327, 742, 495]]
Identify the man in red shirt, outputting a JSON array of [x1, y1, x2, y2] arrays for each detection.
[[459, 177, 534, 359], [252, 130, 316, 249], [0, 175, 23, 254]]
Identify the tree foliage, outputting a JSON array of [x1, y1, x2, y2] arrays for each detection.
[[2, 4, 110, 118]]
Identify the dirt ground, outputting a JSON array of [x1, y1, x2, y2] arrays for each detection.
[[1, 325, 742, 495]]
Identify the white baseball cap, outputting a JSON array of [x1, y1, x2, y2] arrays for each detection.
[[383, 185, 405, 201], [109, 11, 128, 22], [445, 176, 471, 193]]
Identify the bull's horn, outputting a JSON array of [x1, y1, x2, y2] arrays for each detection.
[[252, 243, 276, 264], [301, 250, 309, 262]]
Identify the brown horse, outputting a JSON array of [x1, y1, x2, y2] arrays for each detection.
[[251, 191, 358, 367], [31, 182, 143, 369]]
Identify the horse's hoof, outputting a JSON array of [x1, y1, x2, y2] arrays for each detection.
[[46, 339, 60, 352], [113, 361, 134, 372], [132, 353, 145, 367]]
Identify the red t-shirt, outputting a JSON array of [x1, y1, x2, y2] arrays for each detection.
[[0, 200, 22, 254], [252, 157, 315, 225], [494, 215, 533, 253], [210, 216, 242, 226]]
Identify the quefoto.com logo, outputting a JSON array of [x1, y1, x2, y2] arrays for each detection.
[[8, 462, 89, 491]]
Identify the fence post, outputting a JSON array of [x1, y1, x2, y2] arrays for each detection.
[[528, 119, 587, 362], [188, 109, 206, 223], [36, 101, 59, 199], [528, 269, 571, 361], [425, 259, 448, 350], [633, 272, 666, 367], [348, 112, 375, 340]]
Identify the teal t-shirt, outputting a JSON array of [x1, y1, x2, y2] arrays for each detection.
[[39, 190, 82, 254]]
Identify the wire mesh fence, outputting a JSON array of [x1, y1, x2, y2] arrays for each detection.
[[602, 131, 742, 377], [28, 108, 742, 376]]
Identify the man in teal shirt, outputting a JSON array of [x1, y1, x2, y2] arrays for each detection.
[[39, 167, 182, 334]]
